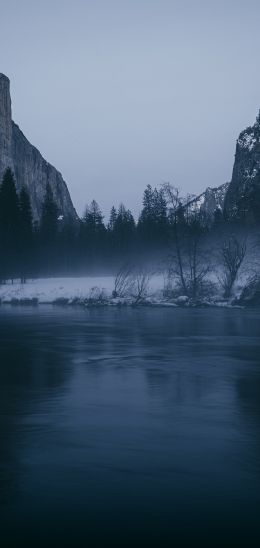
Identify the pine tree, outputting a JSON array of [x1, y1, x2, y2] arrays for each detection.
[[38, 182, 59, 274], [19, 187, 33, 282], [59, 219, 77, 274], [108, 206, 117, 232], [138, 185, 155, 243], [113, 203, 136, 252], [141, 184, 154, 221], [138, 184, 168, 247], [80, 200, 106, 269], [83, 200, 105, 236], [0, 168, 20, 241], [20, 187, 33, 240], [40, 182, 59, 241], [153, 187, 168, 238], [0, 168, 20, 280]]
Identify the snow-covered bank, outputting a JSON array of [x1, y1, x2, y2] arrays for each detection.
[[0, 276, 248, 308], [0, 276, 162, 304], [0, 277, 115, 304]]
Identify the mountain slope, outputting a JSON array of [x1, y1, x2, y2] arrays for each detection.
[[0, 73, 77, 222], [224, 111, 260, 222], [185, 182, 229, 222]]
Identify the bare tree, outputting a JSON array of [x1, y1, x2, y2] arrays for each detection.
[[163, 262, 175, 298], [87, 286, 108, 304], [185, 219, 210, 298], [219, 236, 247, 298], [167, 224, 210, 299], [131, 268, 151, 304], [162, 183, 210, 299], [162, 183, 188, 294], [112, 264, 134, 298]]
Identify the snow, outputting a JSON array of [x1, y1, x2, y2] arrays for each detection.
[[188, 193, 205, 212], [238, 131, 257, 152], [0, 276, 164, 304], [0, 274, 251, 308], [243, 167, 258, 179], [186, 183, 229, 217]]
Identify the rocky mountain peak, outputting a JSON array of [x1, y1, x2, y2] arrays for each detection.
[[0, 73, 13, 178], [184, 182, 229, 223], [0, 73, 77, 222], [236, 112, 260, 153], [224, 109, 260, 221]]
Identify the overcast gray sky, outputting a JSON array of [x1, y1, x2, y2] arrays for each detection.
[[0, 0, 260, 217]]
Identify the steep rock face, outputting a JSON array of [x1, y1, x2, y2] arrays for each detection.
[[185, 182, 229, 223], [0, 73, 77, 222], [0, 74, 13, 176], [224, 112, 260, 221]]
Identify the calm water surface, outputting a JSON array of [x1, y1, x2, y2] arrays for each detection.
[[0, 306, 260, 546]]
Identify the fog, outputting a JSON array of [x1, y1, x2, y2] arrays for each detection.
[[0, 0, 260, 217]]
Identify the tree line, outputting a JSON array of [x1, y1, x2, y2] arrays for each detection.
[[0, 167, 257, 283]]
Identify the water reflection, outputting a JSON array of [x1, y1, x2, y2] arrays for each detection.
[[0, 310, 73, 509], [0, 306, 259, 546]]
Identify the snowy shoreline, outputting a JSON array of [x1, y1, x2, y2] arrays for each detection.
[[0, 277, 116, 304], [0, 276, 246, 309]]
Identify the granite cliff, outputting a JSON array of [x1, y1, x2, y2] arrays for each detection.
[[2, 72, 259, 227], [183, 110, 260, 224], [224, 111, 260, 222], [0, 73, 77, 222], [184, 182, 229, 223]]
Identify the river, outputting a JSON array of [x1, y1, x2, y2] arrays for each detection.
[[0, 306, 259, 546]]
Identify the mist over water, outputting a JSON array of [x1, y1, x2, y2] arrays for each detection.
[[0, 306, 260, 546]]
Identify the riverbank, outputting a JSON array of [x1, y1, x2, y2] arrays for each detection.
[[0, 276, 246, 308]]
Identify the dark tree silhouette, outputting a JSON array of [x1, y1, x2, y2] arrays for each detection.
[[0, 168, 20, 281], [113, 204, 136, 253], [220, 236, 247, 298], [108, 206, 117, 232], [19, 187, 33, 282], [19, 187, 33, 238], [40, 182, 59, 241], [138, 184, 169, 247], [39, 182, 59, 274]]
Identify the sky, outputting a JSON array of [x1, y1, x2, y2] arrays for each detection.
[[0, 0, 260, 218]]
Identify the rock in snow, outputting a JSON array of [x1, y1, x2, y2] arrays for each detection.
[[184, 182, 230, 223]]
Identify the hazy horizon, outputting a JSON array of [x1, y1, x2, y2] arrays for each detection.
[[1, 0, 260, 218]]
